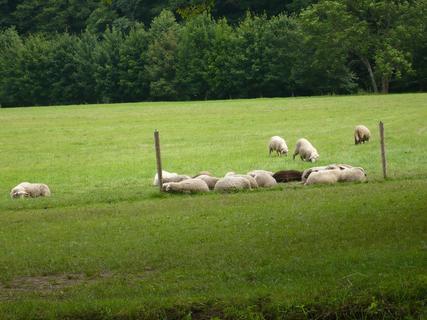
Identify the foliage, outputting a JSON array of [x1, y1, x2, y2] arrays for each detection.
[[0, 1, 425, 107]]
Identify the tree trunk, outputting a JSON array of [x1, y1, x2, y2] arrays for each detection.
[[361, 57, 378, 93], [381, 76, 389, 93]]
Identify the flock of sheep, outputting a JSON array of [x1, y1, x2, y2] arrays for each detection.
[[154, 125, 371, 194], [9, 125, 371, 198]]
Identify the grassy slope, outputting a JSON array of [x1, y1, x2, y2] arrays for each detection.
[[0, 94, 426, 319]]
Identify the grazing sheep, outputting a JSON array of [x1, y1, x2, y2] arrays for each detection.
[[304, 169, 342, 185], [214, 176, 251, 192], [293, 138, 319, 162], [195, 175, 220, 190], [247, 170, 274, 177], [354, 125, 371, 145], [162, 179, 209, 193], [225, 173, 258, 189], [273, 170, 303, 183], [192, 171, 213, 178], [268, 136, 288, 156], [338, 167, 367, 182], [253, 172, 277, 188], [10, 182, 51, 198]]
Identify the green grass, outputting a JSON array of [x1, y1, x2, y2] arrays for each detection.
[[0, 94, 426, 319]]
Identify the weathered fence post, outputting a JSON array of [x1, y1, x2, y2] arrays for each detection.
[[379, 121, 387, 179], [154, 129, 163, 191]]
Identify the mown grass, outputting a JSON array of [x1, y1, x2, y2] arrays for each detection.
[[0, 93, 426, 319]]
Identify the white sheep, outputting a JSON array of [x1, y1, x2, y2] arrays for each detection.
[[302, 164, 354, 183], [304, 169, 341, 185], [153, 170, 190, 186], [247, 170, 274, 177], [225, 173, 258, 189], [162, 179, 209, 193], [268, 136, 288, 156], [338, 167, 367, 182], [214, 176, 252, 192], [253, 172, 277, 188], [195, 175, 220, 190], [354, 125, 371, 145], [293, 138, 319, 162], [10, 182, 51, 198], [153, 170, 177, 186]]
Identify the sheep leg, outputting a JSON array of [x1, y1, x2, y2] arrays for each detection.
[[269, 148, 272, 156], [293, 151, 298, 160]]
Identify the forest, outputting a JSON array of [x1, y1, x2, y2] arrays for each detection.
[[0, 0, 426, 107]]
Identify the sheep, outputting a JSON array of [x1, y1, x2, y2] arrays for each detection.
[[304, 169, 342, 185], [153, 171, 190, 186], [192, 171, 213, 178], [225, 173, 258, 189], [162, 179, 209, 193], [268, 136, 288, 156], [302, 164, 354, 183], [338, 167, 367, 182], [10, 182, 51, 199], [153, 170, 177, 186], [273, 170, 303, 183], [253, 172, 277, 188], [301, 166, 329, 183], [247, 170, 274, 177], [214, 176, 251, 192], [195, 175, 220, 190], [293, 138, 319, 162], [354, 125, 371, 145], [305, 167, 367, 185]]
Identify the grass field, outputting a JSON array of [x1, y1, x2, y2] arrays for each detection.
[[0, 94, 426, 319]]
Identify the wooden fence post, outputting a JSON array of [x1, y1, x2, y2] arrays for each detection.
[[379, 121, 387, 179], [154, 130, 163, 191]]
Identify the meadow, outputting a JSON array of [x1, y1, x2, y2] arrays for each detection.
[[0, 94, 426, 319]]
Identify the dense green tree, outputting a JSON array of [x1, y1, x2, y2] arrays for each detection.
[[0, 28, 26, 107], [12, 0, 99, 34], [300, 0, 422, 93], [118, 24, 149, 102], [146, 10, 181, 100], [205, 18, 242, 99], [92, 27, 124, 103], [71, 31, 99, 104], [176, 13, 215, 99]]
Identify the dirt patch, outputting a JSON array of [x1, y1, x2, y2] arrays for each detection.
[[0, 271, 112, 300]]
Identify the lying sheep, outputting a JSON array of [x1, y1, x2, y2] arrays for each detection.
[[253, 172, 277, 188], [192, 171, 213, 178], [273, 170, 303, 183], [153, 170, 190, 186], [354, 125, 371, 145], [301, 166, 329, 183], [10, 182, 51, 198], [338, 167, 367, 182], [214, 176, 251, 192], [302, 164, 354, 183], [269, 136, 288, 156], [195, 175, 220, 190], [162, 179, 209, 193], [225, 173, 258, 189], [293, 138, 319, 162], [153, 170, 177, 186], [304, 169, 341, 185], [305, 167, 367, 185], [247, 170, 274, 177]]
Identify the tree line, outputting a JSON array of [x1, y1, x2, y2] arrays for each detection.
[[0, 0, 426, 107]]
